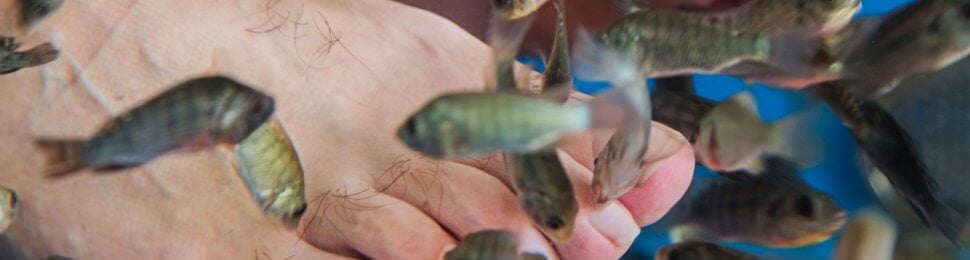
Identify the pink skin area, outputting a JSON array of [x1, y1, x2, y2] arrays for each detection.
[[1, 0, 694, 259]]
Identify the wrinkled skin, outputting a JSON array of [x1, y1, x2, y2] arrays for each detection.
[[0, 0, 694, 259]]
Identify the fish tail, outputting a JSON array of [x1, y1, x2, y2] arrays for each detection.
[[34, 139, 87, 177], [766, 104, 825, 169], [24, 43, 59, 66], [571, 28, 640, 85], [767, 32, 829, 77], [919, 198, 966, 246]]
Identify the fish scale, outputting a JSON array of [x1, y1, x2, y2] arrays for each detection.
[[603, 11, 767, 76], [234, 117, 306, 223]]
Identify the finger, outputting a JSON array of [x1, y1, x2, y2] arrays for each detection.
[[377, 157, 558, 258], [258, 230, 356, 260], [618, 123, 695, 226], [298, 187, 456, 259]]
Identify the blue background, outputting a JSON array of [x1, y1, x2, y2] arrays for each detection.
[[518, 0, 920, 258]]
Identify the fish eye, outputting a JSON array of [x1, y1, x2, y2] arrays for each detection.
[[249, 99, 266, 115], [9, 192, 17, 208], [34, 5, 51, 16], [793, 195, 815, 218], [292, 204, 307, 216], [403, 120, 417, 135], [545, 216, 565, 229]]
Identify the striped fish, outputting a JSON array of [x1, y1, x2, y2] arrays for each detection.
[[234, 117, 306, 225], [36, 76, 275, 176]]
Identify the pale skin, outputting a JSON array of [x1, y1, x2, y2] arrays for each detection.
[[0, 0, 696, 259]]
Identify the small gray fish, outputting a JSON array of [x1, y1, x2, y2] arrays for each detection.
[[540, 0, 573, 102], [672, 178, 847, 248], [655, 241, 758, 260], [834, 209, 898, 260], [592, 82, 651, 205], [36, 76, 275, 176], [573, 10, 820, 80], [505, 152, 579, 243], [810, 80, 965, 245], [445, 230, 547, 260], [697, 0, 861, 35], [0, 36, 58, 74], [398, 92, 610, 158], [650, 85, 715, 144], [0, 186, 17, 234], [839, 0, 970, 97], [18, 0, 65, 29], [233, 117, 306, 225]]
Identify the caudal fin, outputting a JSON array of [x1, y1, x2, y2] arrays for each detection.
[[24, 43, 59, 66], [34, 140, 87, 177], [571, 28, 641, 85], [766, 104, 826, 169]]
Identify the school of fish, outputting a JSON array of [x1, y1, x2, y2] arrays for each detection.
[[2, 0, 969, 258]]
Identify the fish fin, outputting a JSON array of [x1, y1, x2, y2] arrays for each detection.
[[34, 140, 87, 177], [669, 224, 716, 243], [24, 43, 59, 66], [487, 5, 537, 92], [571, 27, 641, 86], [541, 0, 573, 102], [916, 199, 966, 247], [731, 155, 809, 190], [767, 32, 829, 77], [765, 105, 826, 169], [582, 83, 650, 129]]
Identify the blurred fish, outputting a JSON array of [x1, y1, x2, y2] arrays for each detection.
[[810, 80, 965, 245], [233, 117, 306, 225], [445, 230, 547, 260], [0, 187, 16, 234], [0, 36, 58, 74], [592, 82, 651, 204], [498, 0, 579, 242], [695, 92, 822, 173], [488, 0, 538, 91], [540, 0, 572, 102], [697, 0, 861, 35], [398, 88, 634, 158], [650, 86, 715, 143], [572, 10, 823, 81], [17, 0, 65, 29], [838, 0, 970, 97], [655, 241, 758, 260], [834, 209, 898, 260], [505, 152, 578, 243], [36, 76, 275, 176], [671, 178, 847, 247]]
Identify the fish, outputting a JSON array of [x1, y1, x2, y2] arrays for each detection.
[[809, 80, 965, 245], [17, 0, 66, 29], [0, 36, 59, 74], [671, 178, 847, 248], [497, 0, 579, 243], [695, 0, 861, 36], [592, 81, 651, 204], [46, 255, 72, 260], [572, 9, 822, 81], [445, 230, 547, 260], [398, 88, 636, 158], [505, 152, 579, 243], [488, 0, 538, 92], [650, 85, 716, 144], [539, 0, 572, 102], [838, 0, 970, 97], [655, 241, 759, 260], [834, 209, 898, 260], [0, 186, 17, 234], [695, 91, 822, 173], [35, 76, 275, 176], [233, 117, 306, 225]]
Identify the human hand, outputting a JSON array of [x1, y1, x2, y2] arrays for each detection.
[[0, 0, 693, 259]]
